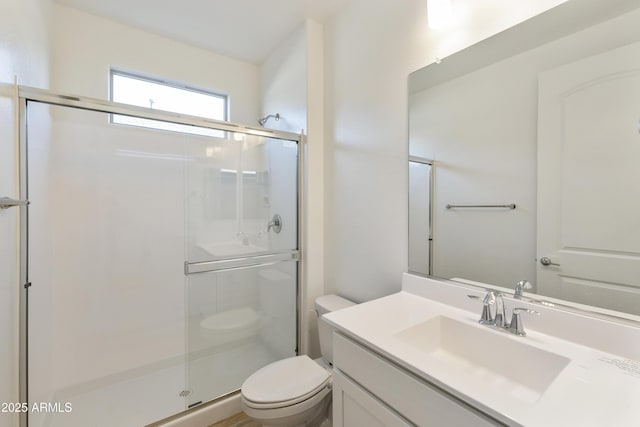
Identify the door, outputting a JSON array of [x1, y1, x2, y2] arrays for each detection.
[[22, 95, 301, 426], [537, 40, 640, 314], [184, 132, 299, 406], [25, 101, 189, 427]]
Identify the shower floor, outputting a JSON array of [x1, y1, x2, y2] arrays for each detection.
[[28, 340, 280, 427]]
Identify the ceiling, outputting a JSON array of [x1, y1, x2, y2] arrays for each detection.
[[54, 0, 353, 64]]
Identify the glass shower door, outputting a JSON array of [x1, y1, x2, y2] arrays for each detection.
[[184, 132, 299, 406], [21, 89, 301, 426], [26, 101, 189, 427]]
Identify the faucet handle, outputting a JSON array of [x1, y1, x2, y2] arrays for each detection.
[[267, 214, 282, 233], [492, 293, 506, 328], [467, 292, 495, 325], [508, 308, 540, 336]]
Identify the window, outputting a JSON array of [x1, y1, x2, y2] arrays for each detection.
[[110, 69, 228, 137]]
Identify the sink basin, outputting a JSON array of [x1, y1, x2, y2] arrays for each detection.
[[394, 316, 570, 403]]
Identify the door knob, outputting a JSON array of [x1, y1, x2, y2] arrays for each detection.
[[540, 257, 560, 266]]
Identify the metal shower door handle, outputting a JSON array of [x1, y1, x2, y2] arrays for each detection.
[[0, 197, 30, 210], [268, 214, 282, 233], [540, 257, 560, 266]]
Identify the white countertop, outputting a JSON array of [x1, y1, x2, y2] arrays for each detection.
[[324, 284, 640, 426]]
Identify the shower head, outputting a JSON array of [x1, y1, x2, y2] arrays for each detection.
[[258, 113, 280, 127]]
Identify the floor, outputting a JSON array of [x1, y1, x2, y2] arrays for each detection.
[[208, 410, 334, 427], [209, 412, 260, 427]]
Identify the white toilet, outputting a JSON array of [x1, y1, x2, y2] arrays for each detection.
[[240, 295, 355, 427]]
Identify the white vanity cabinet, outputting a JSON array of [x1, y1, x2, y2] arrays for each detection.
[[333, 370, 412, 427], [332, 332, 504, 427]]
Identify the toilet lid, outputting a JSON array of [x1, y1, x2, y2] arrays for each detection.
[[242, 355, 330, 406]]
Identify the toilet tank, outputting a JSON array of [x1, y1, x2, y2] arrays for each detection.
[[315, 295, 355, 364]]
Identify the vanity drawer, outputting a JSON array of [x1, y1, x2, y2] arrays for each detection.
[[333, 332, 503, 427]]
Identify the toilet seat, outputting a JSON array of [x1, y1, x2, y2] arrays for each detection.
[[241, 355, 331, 409]]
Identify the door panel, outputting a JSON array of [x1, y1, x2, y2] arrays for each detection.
[[537, 41, 640, 314], [26, 102, 188, 427], [184, 132, 299, 406]]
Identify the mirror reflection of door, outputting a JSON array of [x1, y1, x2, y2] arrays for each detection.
[[409, 158, 433, 275], [537, 40, 640, 314]]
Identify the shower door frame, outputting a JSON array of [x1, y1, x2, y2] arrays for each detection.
[[408, 156, 434, 276], [16, 85, 304, 427]]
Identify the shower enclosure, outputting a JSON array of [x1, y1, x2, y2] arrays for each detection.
[[15, 87, 301, 427]]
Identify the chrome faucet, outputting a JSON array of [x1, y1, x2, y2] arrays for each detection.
[[507, 308, 540, 336], [514, 280, 534, 299], [468, 291, 539, 336], [468, 291, 495, 324], [492, 293, 506, 328]]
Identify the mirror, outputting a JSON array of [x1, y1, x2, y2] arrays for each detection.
[[408, 0, 640, 319]]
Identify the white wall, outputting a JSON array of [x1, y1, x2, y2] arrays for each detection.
[[259, 19, 326, 356], [260, 24, 307, 133], [323, 0, 423, 303], [51, 3, 260, 125], [322, 0, 566, 302], [0, 1, 51, 426], [303, 20, 325, 357]]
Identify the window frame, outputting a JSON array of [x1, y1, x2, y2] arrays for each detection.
[[109, 68, 229, 132]]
